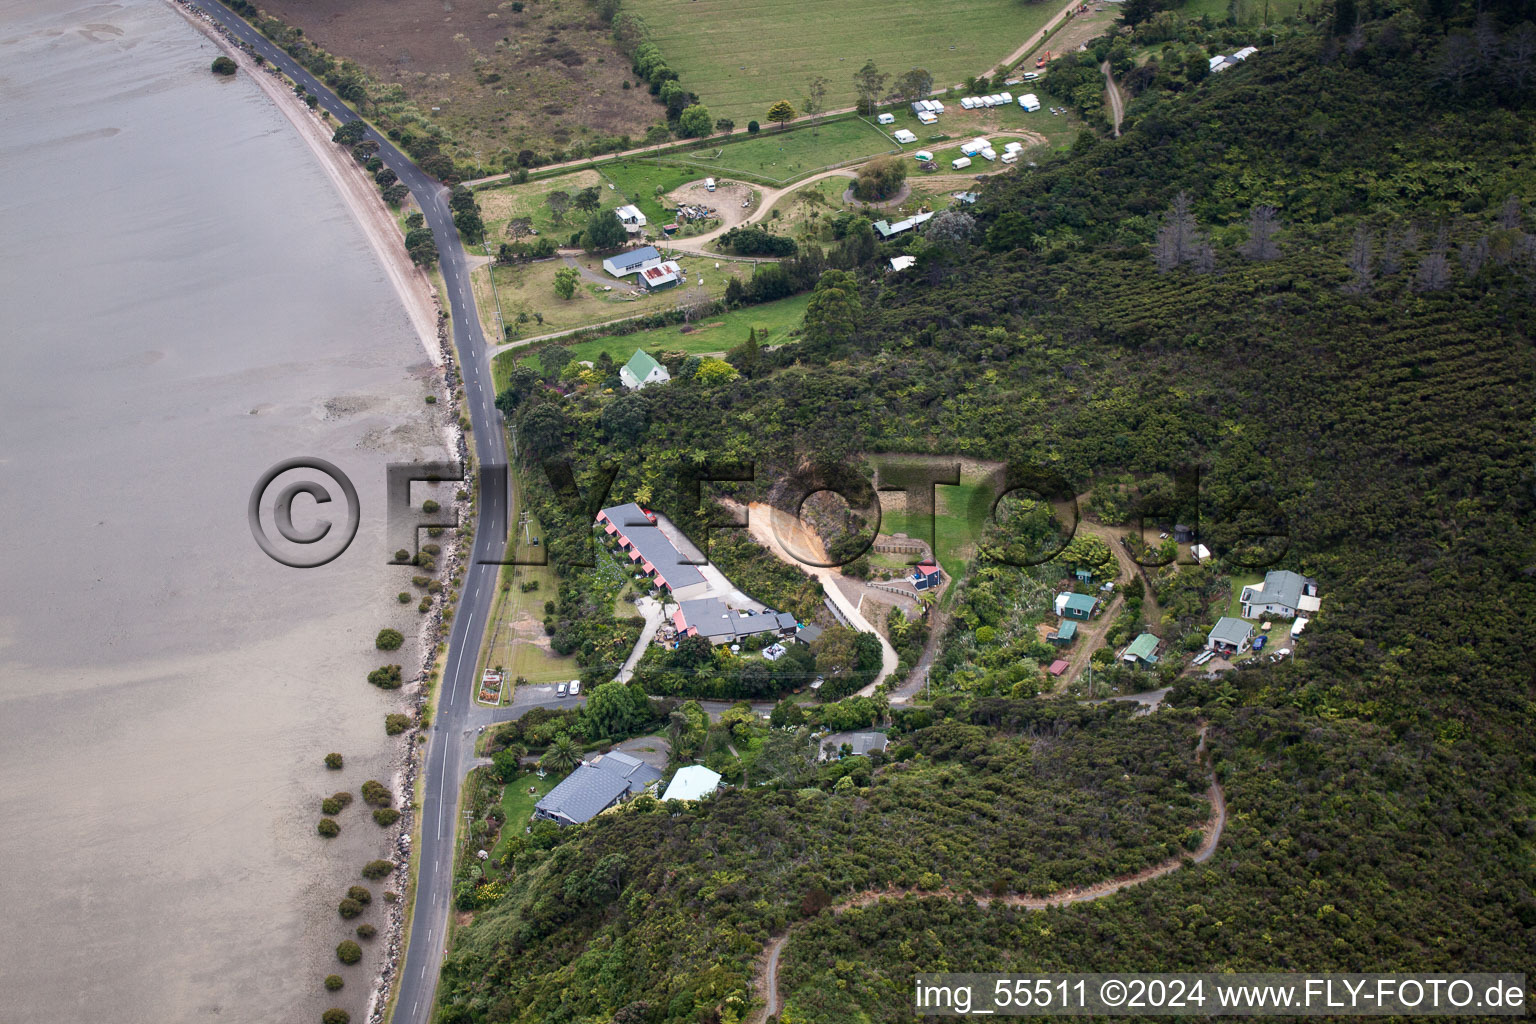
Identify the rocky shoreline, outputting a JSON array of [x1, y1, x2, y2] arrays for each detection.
[[368, 314, 472, 1024]]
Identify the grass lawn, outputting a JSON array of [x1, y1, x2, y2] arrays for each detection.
[[1226, 572, 1265, 621], [878, 481, 992, 581], [501, 292, 811, 375], [487, 254, 755, 341], [476, 169, 615, 244], [626, 0, 1062, 127], [595, 162, 706, 227], [665, 117, 898, 183], [481, 487, 577, 694], [490, 770, 560, 862]]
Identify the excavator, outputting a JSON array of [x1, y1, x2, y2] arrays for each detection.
[[1035, 49, 1052, 69]]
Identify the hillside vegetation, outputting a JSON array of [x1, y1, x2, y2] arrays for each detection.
[[458, 3, 1536, 1022]]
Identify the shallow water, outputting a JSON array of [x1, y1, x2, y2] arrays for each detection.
[[0, 2, 448, 1019]]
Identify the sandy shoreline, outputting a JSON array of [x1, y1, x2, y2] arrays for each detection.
[[166, 0, 442, 367], [165, 5, 470, 1021]]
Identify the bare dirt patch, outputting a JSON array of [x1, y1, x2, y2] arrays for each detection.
[[664, 179, 759, 231], [256, 0, 661, 163]]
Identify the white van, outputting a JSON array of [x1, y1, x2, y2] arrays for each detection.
[[705, 178, 716, 192], [952, 156, 972, 170]]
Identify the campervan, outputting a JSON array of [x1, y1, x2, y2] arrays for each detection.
[[951, 156, 972, 170], [705, 178, 716, 192]]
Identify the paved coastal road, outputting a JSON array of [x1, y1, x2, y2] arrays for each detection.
[[190, 4, 508, 1020]]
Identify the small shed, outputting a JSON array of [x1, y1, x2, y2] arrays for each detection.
[[910, 560, 943, 591], [1050, 619, 1077, 645], [1048, 659, 1070, 677]]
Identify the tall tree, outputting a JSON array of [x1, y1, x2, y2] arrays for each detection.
[[1152, 192, 1211, 273], [766, 99, 796, 129], [1238, 204, 1281, 261], [573, 186, 602, 213], [803, 269, 862, 354], [804, 76, 828, 129], [546, 189, 571, 224], [852, 61, 889, 114], [895, 67, 934, 105]]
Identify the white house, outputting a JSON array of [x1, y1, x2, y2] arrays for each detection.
[[603, 245, 662, 278], [892, 128, 917, 144], [619, 349, 670, 390], [877, 112, 895, 124], [614, 204, 647, 233]]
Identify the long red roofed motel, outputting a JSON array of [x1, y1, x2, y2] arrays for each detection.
[[595, 502, 713, 601]]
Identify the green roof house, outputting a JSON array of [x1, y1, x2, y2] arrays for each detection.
[[1056, 591, 1099, 621], [1123, 632, 1160, 667], [620, 349, 670, 390]]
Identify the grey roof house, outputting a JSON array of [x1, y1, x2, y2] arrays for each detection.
[[596, 502, 709, 598], [1240, 570, 1319, 619], [673, 597, 798, 644], [534, 751, 662, 826], [1207, 616, 1256, 654]]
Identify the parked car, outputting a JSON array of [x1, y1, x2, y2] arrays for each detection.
[[568, 680, 581, 696], [556, 682, 568, 697]]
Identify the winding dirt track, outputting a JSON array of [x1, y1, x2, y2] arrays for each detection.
[[750, 728, 1225, 1023]]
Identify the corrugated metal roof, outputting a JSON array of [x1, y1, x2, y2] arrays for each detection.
[[535, 765, 631, 825], [600, 502, 706, 590]]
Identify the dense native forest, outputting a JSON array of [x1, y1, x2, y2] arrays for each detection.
[[452, 2, 1536, 1022]]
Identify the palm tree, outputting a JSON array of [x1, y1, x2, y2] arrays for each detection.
[[539, 732, 580, 774]]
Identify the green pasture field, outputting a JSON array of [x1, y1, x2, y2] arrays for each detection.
[[626, 0, 1061, 127], [500, 292, 811, 374], [664, 116, 898, 183]]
